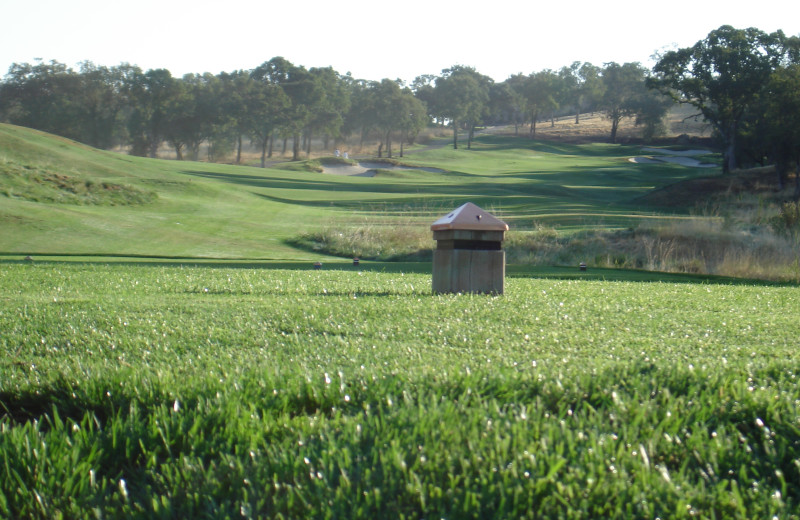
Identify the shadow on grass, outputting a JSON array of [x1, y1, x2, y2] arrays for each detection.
[[1, 255, 795, 287]]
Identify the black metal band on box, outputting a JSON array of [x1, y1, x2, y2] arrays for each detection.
[[437, 239, 502, 251]]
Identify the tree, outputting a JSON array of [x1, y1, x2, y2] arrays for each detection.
[[397, 93, 428, 157], [215, 71, 250, 164], [364, 79, 427, 158], [0, 60, 140, 150], [124, 68, 182, 157], [634, 87, 674, 142], [341, 78, 375, 149], [371, 79, 403, 158], [305, 67, 350, 154], [162, 74, 201, 161], [0, 60, 84, 141], [557, 62, 604, 125], [649, 25, 787, 173], [237, 67, 290, 167], [491, 75, 527, 135], [75, 62, 128, 149], [599, 62, 651, 143], [522, 70, 560, 138], [411, 74, 442, 125], [559, 63, 581, 124], [763, 64, 800, 196], [252, 58, 324, 161], [435, 66, 491, 149]]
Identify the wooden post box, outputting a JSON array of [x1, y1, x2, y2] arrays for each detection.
[[431, 202, 508, 294]]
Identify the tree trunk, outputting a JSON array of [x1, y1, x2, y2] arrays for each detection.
[[377, 141, 383, 158], [452, 119, 458, 150], [174, 144, 183, 161], [575, 110, 580, 124], [610, 117, 619, 144], [724, 140, 736, 174], [386, 130, 392, 158], [282, 138, 288, 155], [775, 151, 788, 191], [268, 133, 274, 158], [722, 122, 738, 174], [467, 124, 475, 149], [236, 134, 242, 164], [292, 133, 300, 161], [794, 162, 800, 202]]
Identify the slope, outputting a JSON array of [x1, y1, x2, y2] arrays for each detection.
[[0, 123, 720, 260]]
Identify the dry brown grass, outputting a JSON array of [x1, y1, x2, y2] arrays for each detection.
[[138, 105, 710, 162], [484, 104, 712, 144], [148, 127, 453, 164]]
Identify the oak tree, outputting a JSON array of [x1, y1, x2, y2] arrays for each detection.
[[649, 25, 787, 173]]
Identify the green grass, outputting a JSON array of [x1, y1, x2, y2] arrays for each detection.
[[1, 262, 799, 518], [1, 123, 719, 261], [3, 124, 798, 517]]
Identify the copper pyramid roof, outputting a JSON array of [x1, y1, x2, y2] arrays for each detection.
[[430, 202, 509, 231]]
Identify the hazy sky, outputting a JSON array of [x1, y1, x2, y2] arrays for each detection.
[[2, 0, 798, 84]]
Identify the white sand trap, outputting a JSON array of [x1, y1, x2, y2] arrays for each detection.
[[358, 162, 444, 173], [321, 163, 377, 177], [630, 148, 717, 168], [654, 156, 716, 168], [641, 148, 710, 156], [321, 162, 445, 176]]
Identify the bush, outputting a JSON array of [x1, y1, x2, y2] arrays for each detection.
[[290, 224, 432, 261], [771, 201, 800, 237]]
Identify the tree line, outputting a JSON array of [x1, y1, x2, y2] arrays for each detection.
[[1, 26, 799, 189]]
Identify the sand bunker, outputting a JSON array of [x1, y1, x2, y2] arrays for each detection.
[[641, 148, 710, 157], [321, 162, 444, 176], [629, 148, 716, 168], [321, 163, 377, 177], [628, 157, 660, 164]]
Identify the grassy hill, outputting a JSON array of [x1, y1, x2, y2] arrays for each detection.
[[1, 123, 723, 262]]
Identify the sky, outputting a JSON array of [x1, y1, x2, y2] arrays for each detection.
[[2, 0, 799, 84]]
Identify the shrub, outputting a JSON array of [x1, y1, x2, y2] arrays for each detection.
[[291, 224, 432, 261], [771, 201, 800, 238]]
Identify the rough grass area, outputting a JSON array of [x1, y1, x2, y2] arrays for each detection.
[[0, 159, 156, 206], [290, 224, 433, 261], [635, 167, 792, 209], [290, 216, 800, 282]]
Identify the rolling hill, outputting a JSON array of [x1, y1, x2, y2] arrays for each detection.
[[0, 123, 720, 261]]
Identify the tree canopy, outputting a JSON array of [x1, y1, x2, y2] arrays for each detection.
[[649, 25, 791, 173], [1, 26, 799, 189]]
